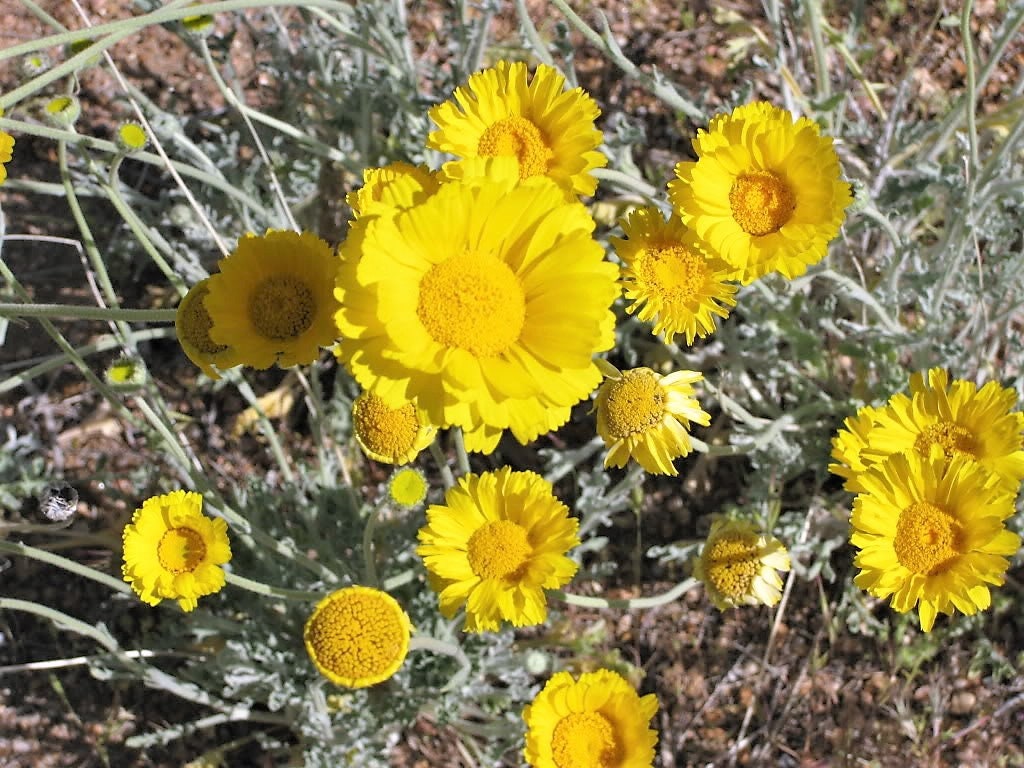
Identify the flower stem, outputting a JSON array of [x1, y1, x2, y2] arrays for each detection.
[[0, 598, 119, 652], [408, 636, 471, 692], [0, 302, 177, 323], [551, 577, 699, 610], [224, 571, 324, 602], [0, 539, 132, 595]]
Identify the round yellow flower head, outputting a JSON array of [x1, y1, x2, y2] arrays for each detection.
[[428, 60, 606, 197], [593, 360, 710, 476], [122, 490, 231, 612], [851, 452, 1020, 632], [387, 467, 429, 509], [175, 277, 235, 380], [669, 101, 852, 284], [303, 585, 412, 688], [523, 668, 659, 768], [116, 122, 148, 153], [205, 230, 341, 369], [693, 518, 791, 610], [334, 164, 618, 454], [346, 161, 440, 218], [613, 205, 737, 346], [44, 96, 80, 127], [351, 390, 436, 465], [416, 467, 579, 633]]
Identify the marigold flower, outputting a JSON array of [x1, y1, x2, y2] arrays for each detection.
[[613, 206, 737, 346], [334, 162, 618, 454], [387, 467, 428, 509], [693, 518, 791, 610], [351, 390, 436, 465], [851, 452, 1020, 632], [175, 277, 235, 380], [416, 467, 579, 633], [205, 230, 341, 369], [593, 361, 710, 476], [346, 161, 439, 218], [669, 102, 852, 284], [303, 585, 412, 688], [121, 490, 231, 612], [523, 668, 659, 768], [427, 60, 606, 197]]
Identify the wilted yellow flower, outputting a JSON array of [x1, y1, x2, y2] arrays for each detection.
[[175, 277, 235, 380], [693, 518, 791, 610]]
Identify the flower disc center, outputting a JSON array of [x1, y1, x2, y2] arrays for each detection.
[[180, 285, 227, 354], [729, 170, 796, 236], [477, 115, 553, 179], [914, 421, 977, 460], [640, 244, 710, 306], [157, 526, 207, 574], [353, 393, 421, 457], [704, 536, 760, 601], [416, 252, 525, 357], [249, 275, 315, 341], [603, 369, 667, 439], [894, 501, 963, 575], [466, 520, 532, 580], [551, 711, 621, 768]]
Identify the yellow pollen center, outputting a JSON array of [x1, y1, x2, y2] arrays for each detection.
[[353, 393, 421, 457], [477, 115, 553, 179], [466, 520, 532, 580], [729, 170, 796, 236], [914, 421, 977, 459], [704, 536, 760, 600], [249, 275, 316, 341], [893, 502, 964, 575], [551, 711, 621, 768], [639, 244, 710, 306], [156, 526, 207, 574], [416, 252, 525, 357], [603, 369, 667, 439], [180, 287, 227, 354], [305, 590, 407, 682]]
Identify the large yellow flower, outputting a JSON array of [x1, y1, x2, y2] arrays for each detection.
[[593, 361, 710, 476], [351, 390, 436, 465], [523, 668, 659, 768], [668, 102, 852, 284], [205, 230, 341, 369], [346, 161, 440, 218], [613, 205, 737, 345], [174, 277, 236, 380], [334, 162, 618, 455], [851, 452, 1020, 632], [303, 585, 412, 688], [416, 468, 579, 633], [692, 518, 791, 610], [427, 60, 606, 197], [122, 490, 231, 612]]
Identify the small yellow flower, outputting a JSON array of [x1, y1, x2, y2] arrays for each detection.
[[613, 206, 737, 345], [593, 361, 710, 476], [174, 277, 236, 380], [346, 161, 440, 218], [693, 518, 791, 610], [416, 467, 579, 633], [116, 122, 148, 153], [122, 491, 231, 612], [105, 355, 147, 389], [205, 230, 341, 369], [851, 452, 1020, 632], [351, 390, 436, 465], [523, 668, 659, 768], [44, 96, 80, 127], [669, 102, 852, 284], [428, 60, 606, 197], [0, 122, 14, 186], [387, 467, 429, 509], [303, 585, 412, 688]]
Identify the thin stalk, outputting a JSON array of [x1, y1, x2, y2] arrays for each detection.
[[0, 303, 176, 323], [224, 572, 323, 602], [0, 598, 119, 652], [428, 440, 456, 489], [0, 539, 131, 595], [551, 578, 699, 610], [452, 428, 471, 477]]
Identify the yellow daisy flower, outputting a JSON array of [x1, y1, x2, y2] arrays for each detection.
[[668, 101, 852, 284], [861, 367, 1024, 493], [303, 585, 412, 688], [593, 361, 710, 476], [351, 390, 436, 465], [416, 467, 579, 633], [692, 518, 791, 610], [122, 490, 231, 612], [205, 230, 341, 369], [175, 277, 236, 380], [851, 452, 1020, 632], [346, 161, 440, 218], [523, 668, 659, 768], [334, 163, 618, 455], [613, 205, 737, 345], [427, 60, 606, 197], [828, 404, 881, 493], [0, 117, 14, 185]]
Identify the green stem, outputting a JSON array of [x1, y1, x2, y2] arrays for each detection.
[[361, 499, 385, 587], [452, 428, 471, 476], [428, 439, 456, 489], [551, 577, 699, 610], [408, 636, 471, 692], [0, 539, 132, 595], [224, 572, 323, 602], [0, 302, 177, 323], [0, 598, 119, 652]]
